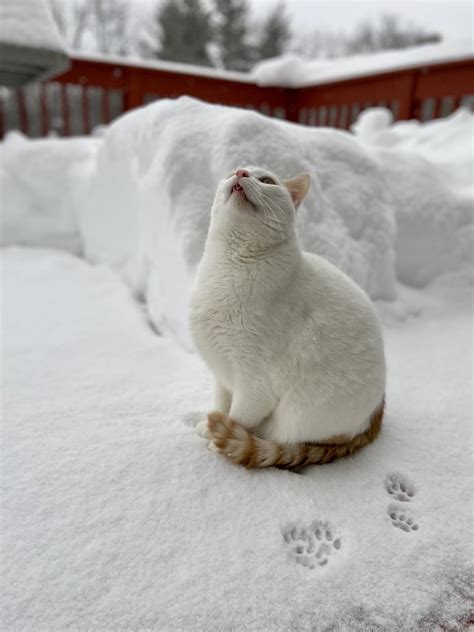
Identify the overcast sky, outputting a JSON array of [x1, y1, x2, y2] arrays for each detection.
[[248, 0, 473, 42]]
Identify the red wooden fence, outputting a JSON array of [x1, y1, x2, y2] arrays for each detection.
[[1, 54, 473, 138]]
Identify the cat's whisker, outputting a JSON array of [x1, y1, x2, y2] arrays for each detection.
[[259, 193, 292, 224], [258, 197, 286, 243], [257, 192, 293, 228]]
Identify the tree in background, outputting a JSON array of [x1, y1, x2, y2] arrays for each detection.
[[48, 0, 130, 55], [49, 1, 442, 69], [346, 14, 441, 54], [257, 2, 291, 61], [297, 13, 441, 59], [155, 0, 213, 67], [213, 0, 252, 71], [151, 0, 290, 70]]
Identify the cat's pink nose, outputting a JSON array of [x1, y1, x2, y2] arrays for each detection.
[[235, 169, 249, 178]]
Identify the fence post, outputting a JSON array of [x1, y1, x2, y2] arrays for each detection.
[[407, 70, 420, 120], [60, 84, 70, 136], [284, 88, 300, 123], [123, 68, 144, 112], [40, 84, 49, 136], [16, 88, 28, 134]]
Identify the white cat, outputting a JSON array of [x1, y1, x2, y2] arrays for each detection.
[[189, 166, 386, 469]]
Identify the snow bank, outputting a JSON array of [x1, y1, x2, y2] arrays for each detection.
[[1, 98, 472, 346], [352, 108, 474, 287], [0, 132, 99, 254], [252, 39, 474, 87], [76, 97, 397, 346], [0, 0, 65, 52], [2, 247, 472, 630]]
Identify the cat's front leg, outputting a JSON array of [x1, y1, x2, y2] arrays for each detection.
[[229, 380, 276, 430], [196, 382, 232, 439], [215, 381, 232, 414]]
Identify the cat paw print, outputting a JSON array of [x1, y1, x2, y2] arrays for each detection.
[[385, 473, 420, 532], [283, 520, 342, 569], [388, 505, 419, 532], [385, 473, 415, 502]]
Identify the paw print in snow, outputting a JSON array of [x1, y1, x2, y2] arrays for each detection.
[[385, 473, 415, 502], [388, 505, 419, 532], [283, 520, 342, 569]]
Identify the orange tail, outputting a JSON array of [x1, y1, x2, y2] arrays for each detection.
[[207, 397, 384, 470]]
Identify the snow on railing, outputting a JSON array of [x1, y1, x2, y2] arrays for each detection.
[[0, 52, 473, 137]]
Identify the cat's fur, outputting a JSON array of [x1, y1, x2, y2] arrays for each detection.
[[189, 166, 386, 469]]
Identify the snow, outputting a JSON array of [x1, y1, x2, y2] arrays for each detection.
[[74, 40, 474, 90], [252, 38, 474, 87], [61, 97, 399, 346], [73, 51, 252, 84], [1, 96, 473, 629], [2, 247, 472, 630], [0, 132, 99, 254], [3, 97, 471, 346], [352, 107, 474, 287], [0, 0, 66, 52]]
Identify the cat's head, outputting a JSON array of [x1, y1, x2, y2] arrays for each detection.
[[210, 166, 311, 248]]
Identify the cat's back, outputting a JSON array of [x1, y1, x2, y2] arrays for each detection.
[[287, 250, 385, 377], [302, 251, 379, 323]]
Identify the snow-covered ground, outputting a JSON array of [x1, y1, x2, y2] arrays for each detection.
[[1, 99, 473, 630]]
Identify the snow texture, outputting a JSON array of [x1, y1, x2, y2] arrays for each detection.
[[2, 247, 472, 630], [77, 97, 400, 346], [252, 39, 474, 88], [2, 98, 472, 347], [0, 0, 66, 52], [352, 107, 474, 287], [0, 132, 99, 254], [1, 97, 473, 629]]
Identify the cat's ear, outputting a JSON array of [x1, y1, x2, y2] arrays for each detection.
[[283, 173, 311, 209]]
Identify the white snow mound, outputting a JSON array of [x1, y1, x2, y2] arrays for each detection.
[[0, 132, 99, 254], [352, 108, 474, 287], [252, 39, 474, 87], [77, 97, 396, 346], [1, 98, 472, 346]]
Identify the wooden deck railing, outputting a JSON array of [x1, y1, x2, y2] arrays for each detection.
[[1, 54, 473, 137]]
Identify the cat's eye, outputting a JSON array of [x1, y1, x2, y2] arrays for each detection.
[[259, 177, 275, 185]]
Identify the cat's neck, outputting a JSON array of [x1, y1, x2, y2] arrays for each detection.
[[206, 227, 301, 267]]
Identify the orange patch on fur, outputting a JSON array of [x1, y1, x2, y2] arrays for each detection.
[[206, 397, 385, 471]]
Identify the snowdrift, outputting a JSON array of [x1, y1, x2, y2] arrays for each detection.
[[1, 98, 472, 346], [352, 107, 474, 287], [78, 97, 398, 346], [0, 131, 99, 254]]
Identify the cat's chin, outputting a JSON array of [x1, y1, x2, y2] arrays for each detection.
[[229, 190, 256, 211]]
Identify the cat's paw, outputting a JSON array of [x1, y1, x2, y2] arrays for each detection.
[[195, 420, 211, 439]]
